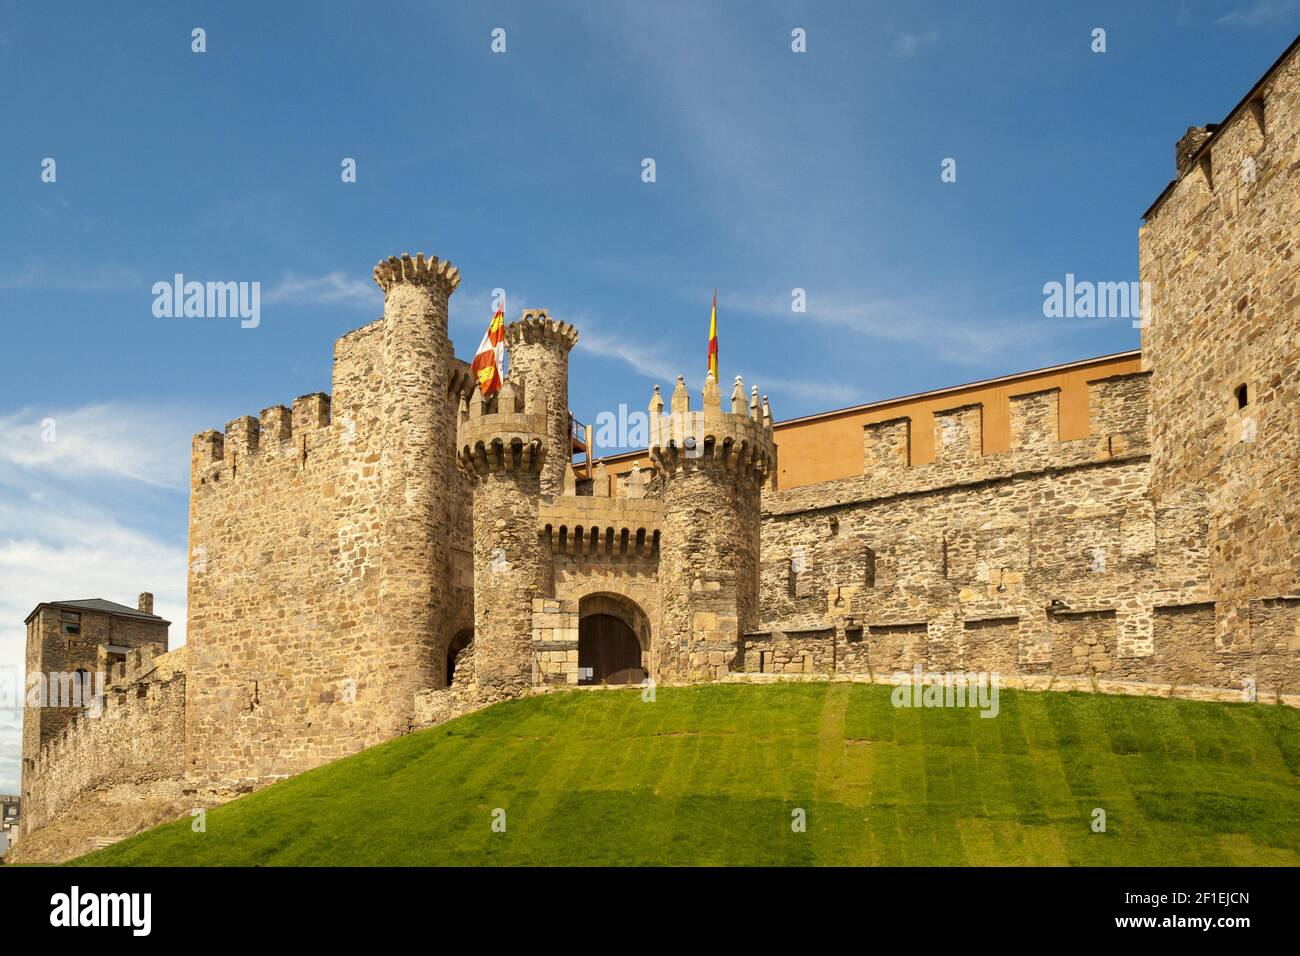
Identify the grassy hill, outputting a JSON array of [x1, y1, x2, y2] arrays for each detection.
[[75, 682, 1300, 866]]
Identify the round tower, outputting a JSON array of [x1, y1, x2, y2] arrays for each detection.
[[372, 252, 460, 731], [457, 375, 551, 700], [503, 310, 578, 497], [650, 373, 776, 681]]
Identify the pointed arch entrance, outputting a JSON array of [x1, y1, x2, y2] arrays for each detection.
[[578, 593, 650, 685]]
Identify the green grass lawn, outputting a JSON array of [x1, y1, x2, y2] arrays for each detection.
[[74, 683, 1300, 866]]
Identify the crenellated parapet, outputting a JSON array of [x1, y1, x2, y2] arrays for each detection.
[[191, 392, 333, 481], [20, 661, 186, 840], [103, 643, 171, 689], [772, 370, 1155, 513], [456, 376, 550, 478], [539, 496, 663, 559], [504, 309, 579, 351], [648, 374, 777, 484], [371, 252, 461, 295]]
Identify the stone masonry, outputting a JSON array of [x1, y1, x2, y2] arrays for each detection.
[[17, 39, 1300, 861], [1140, 41, 1300, 659], [653, 374, 776, 681], [457, 373, 551, 702]]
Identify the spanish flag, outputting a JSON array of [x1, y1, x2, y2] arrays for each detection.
[[706, 289, 719, 382], [471, 301, 506, 396]]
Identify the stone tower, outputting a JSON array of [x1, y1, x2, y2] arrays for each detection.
[[1138, 43, 1299, 658], [651, 373, 776, 680], [457, 375, 551, 700], [372, 252, 460, 725], [504, 310, 579, 497]]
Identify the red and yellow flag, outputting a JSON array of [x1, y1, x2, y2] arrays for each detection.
[[706, 290, 719, 382], [471, 301, 506, 396]]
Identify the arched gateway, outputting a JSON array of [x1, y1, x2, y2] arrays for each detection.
[[577, 593, 650, 685]]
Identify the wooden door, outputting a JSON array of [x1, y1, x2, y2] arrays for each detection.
[[578, 614, 646, 685]]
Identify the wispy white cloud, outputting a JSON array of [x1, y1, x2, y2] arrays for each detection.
[[0, 403, 191, 489], [578, 4, 847, 254], [729, 289, 1005, 362], [576, 311, 860, 412], [893, 31, 940, 57], [578, 326, 678, 382], [760, 376, 860, 409], [263, 271, 380, 309], [1217, 0, 1300, 27], [0, 402, 191, 792], [0, 261, 140, 292]]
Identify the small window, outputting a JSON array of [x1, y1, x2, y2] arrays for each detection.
[[59, 610, 81, 636], [1235, 383, 1249, 409]]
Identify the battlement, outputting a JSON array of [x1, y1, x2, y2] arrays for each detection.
[[456, 375, 550, 476], [104, 643, 164, 688], [648, 374, 776, 482], [539, 495, 663, 558], [22, 667, 186, 836], [191, 393, 333, 475], [371, 252, 461, 294], [505, 309, 579, 351], [30, 669, 184, 778], [768, 371, 1151, 514]]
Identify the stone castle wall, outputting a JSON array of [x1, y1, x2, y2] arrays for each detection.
[[10, 647, 189, 862], [754, 371, 1300, 697], [1140, 42, 1300, 654], [185, 256, 475, 791], [21, 606, 168, 785]]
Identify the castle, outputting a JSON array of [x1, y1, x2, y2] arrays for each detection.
[[12, 39, 1299, 863]]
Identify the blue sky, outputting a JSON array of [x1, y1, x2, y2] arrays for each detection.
[[0, 1, 1295, 791]]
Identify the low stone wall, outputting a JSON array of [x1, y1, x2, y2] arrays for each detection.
[[734, 595, 1298, 697], [20, 671, 186, 836], [11, 650, 190, 863]]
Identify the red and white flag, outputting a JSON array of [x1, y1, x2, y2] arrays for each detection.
[[471, 301, 506, 395]]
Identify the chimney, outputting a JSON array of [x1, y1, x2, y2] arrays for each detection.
[[138, 592, 154, 615], [1175, 125, 1217, 176]]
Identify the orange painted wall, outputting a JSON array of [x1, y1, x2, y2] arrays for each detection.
[[586, 352, 1142, 493]]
